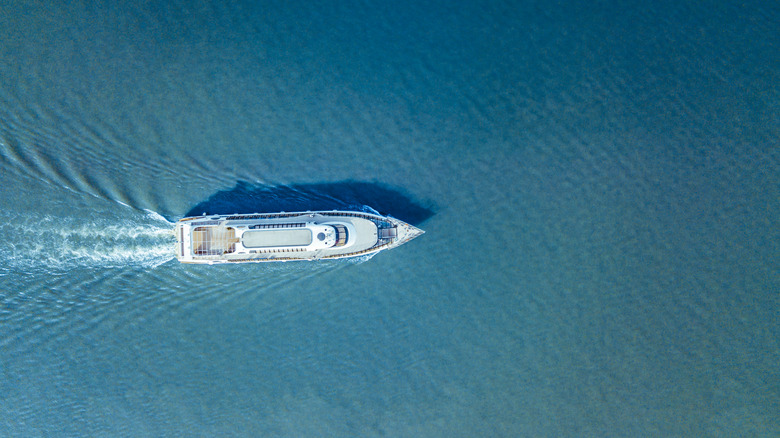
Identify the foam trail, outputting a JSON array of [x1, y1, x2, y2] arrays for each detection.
[[360, 205, 382, 215], [0, 212, 176, 273], [143, 209, 174, 225], [347, 252, 378, 264]]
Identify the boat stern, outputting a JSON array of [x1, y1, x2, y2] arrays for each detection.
[[175, 220, 193, 262]]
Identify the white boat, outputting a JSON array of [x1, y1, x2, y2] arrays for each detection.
[[175, 210, 424, 264]]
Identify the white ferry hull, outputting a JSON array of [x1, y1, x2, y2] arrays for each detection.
[[175, 210, 423, 264]]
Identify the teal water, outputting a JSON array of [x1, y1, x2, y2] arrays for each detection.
[[1, 1, 778, 436]]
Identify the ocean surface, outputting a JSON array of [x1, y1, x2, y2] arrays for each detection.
[[1, 1, 777, 436]]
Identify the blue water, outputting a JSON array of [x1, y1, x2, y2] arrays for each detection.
[[1, 1, 778, 436]]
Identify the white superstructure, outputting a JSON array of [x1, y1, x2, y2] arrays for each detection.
[[175, 210, 423, 264]]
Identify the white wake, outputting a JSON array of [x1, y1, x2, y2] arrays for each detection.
[[1, 210, 177, 273]]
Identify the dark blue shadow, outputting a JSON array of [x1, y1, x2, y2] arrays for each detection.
[[185, 181, 435, 226]]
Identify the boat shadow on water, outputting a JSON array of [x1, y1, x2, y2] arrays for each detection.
[[185, 181, 435, 226]]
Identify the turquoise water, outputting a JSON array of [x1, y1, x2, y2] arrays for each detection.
[[1, 1, 778, 435]]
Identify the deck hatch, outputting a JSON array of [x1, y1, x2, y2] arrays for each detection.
[[242, 229, 313, 248]]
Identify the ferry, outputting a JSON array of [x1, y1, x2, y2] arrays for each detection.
[[175, 210, 424, 264]]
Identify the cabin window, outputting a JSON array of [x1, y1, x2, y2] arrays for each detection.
[[333, 225, 348, 247]]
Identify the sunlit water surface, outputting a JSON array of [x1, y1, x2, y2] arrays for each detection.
[[0, 1, 777, 436]]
